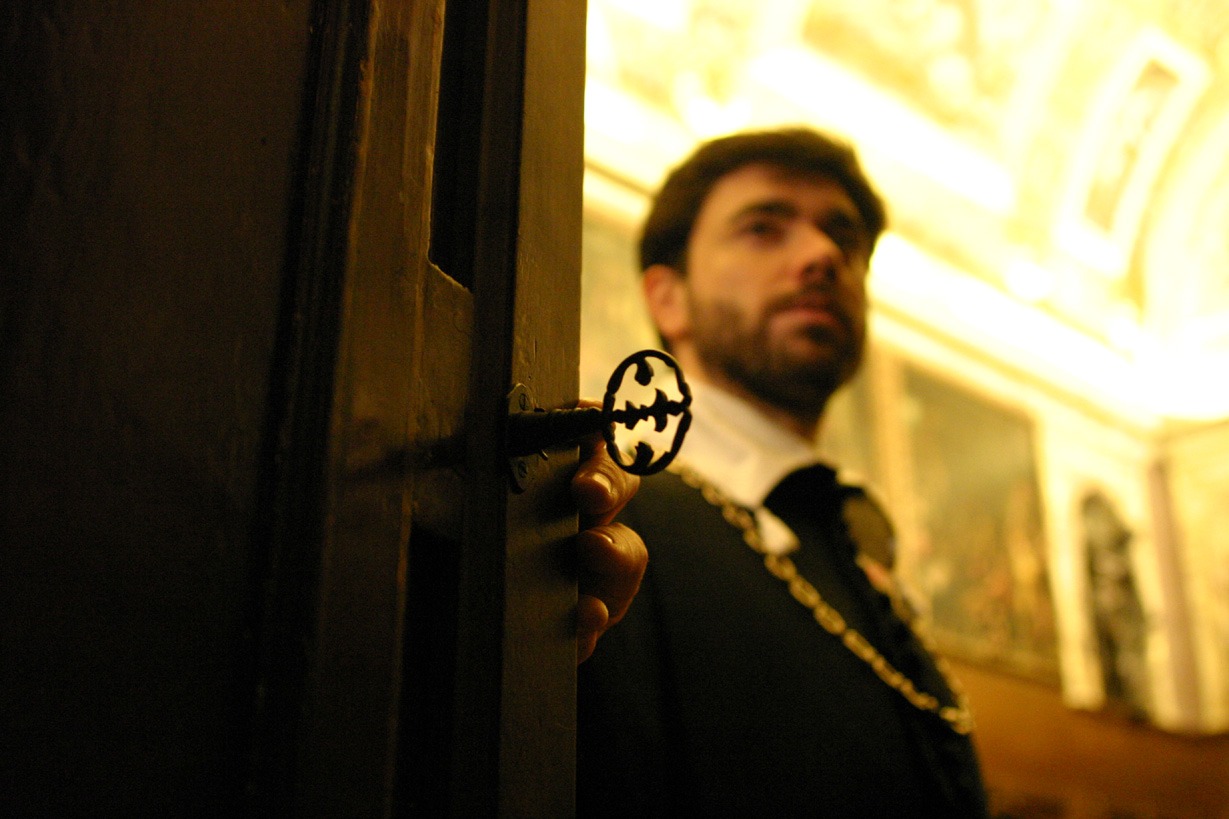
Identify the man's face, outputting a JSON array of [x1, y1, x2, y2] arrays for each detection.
[[648, 163, 872, 422]]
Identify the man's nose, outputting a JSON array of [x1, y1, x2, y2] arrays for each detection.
[[794, 225, 843, 284]]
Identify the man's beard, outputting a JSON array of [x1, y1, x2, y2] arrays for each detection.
[[689, 297, 861, 420]]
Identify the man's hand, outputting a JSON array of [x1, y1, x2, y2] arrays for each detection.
[[571, 407, 647, 664]]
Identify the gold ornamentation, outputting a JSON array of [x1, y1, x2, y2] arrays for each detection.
[[672, 464, 976, 736]]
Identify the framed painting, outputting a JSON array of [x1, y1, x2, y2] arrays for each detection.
[[892, 361, 1060, 682]]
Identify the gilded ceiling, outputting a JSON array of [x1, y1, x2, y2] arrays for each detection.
[[584, 0, 1229, 426]]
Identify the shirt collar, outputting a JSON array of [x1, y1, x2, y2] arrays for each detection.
[[676, 378, 826, 511]]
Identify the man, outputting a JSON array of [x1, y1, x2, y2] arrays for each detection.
[[578, 128, 989, 815]]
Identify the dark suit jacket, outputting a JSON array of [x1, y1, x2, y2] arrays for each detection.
[[578, 469, 988, 817]]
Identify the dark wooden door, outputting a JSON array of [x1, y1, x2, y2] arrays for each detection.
[[253, 1, 587, 815], [2, 1, 585, 815]]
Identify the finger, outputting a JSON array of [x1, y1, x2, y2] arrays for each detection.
[[572, 431, 639, 527], [575, 594, 609, 664], [576, 523, 647, 627]]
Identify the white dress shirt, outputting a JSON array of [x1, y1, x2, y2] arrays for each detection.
[[674, 379, 831, 555]]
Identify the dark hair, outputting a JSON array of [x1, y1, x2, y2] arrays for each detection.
[[638, 127, 887, 272]]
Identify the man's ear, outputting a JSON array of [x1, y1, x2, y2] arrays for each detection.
[[642, 264, 690, 347]]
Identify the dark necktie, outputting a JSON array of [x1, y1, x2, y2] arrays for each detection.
[[762, 465, 989, 816], [762, 466, 917, 673]]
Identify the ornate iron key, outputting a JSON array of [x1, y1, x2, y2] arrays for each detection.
[[506, 349, 692, 491]]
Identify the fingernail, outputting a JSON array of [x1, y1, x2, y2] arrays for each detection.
[[590, 471, 612, 494], [578, 528, 614, 550]]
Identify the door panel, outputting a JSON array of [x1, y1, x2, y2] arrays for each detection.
[[0, 2, 316, 814]]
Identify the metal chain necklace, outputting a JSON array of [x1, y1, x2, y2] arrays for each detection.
[[671, 463, 975, 736]]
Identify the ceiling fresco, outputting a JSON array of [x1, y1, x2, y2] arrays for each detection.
[[584, 0, 1229, 425]]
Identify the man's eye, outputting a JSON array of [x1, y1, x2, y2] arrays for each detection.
[[825, 224, 867, 258], [742, 220, 783, 239], [831, 230, 859, 254]]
